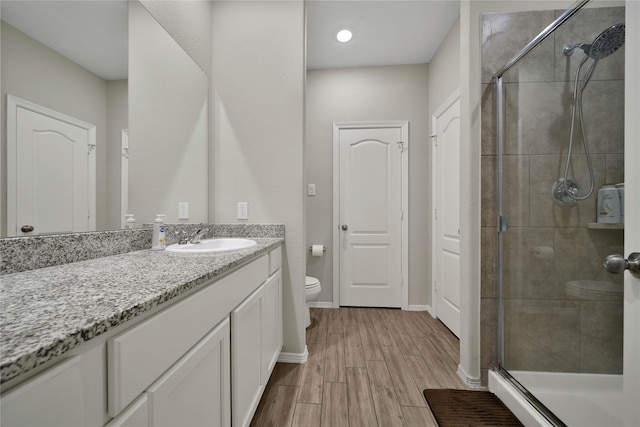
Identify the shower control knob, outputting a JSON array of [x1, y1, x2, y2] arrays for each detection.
[[341, 224, 348, 231], [603, 253, 640, 279]]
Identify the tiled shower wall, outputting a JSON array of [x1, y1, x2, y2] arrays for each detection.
[[480, 6, 625, 384]]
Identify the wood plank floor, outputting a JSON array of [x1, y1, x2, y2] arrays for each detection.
[[250, 307, 471, 427]]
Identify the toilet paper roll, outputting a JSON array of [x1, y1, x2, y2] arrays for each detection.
[[311, 245, 324, 257]]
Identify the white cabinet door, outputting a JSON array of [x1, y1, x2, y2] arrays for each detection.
[[261, 270, 282, 384], [105, 394, 149, 427], [147, 318, 230, 427], [232, 285, 264, 427], [1, 357, 85, 427]]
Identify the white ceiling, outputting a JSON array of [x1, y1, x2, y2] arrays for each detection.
[[1, 0, 460, 79], [306, 0, 460, 70]]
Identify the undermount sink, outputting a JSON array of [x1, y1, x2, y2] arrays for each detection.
[[166, 238, 257, 254]]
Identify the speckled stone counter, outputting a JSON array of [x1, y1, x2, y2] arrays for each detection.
[[0, 237, 283, 384], [0, 224, 285, 275]]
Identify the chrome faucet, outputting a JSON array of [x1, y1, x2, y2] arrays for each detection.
[[175, 228, 209, 245], [190, 228, 209, 244]]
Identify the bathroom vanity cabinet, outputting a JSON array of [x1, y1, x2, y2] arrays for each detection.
[[0, 245, 283, 427], [232, 259, 282, 427]]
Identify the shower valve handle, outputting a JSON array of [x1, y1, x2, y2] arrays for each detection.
[[603, 253, 640, 279]]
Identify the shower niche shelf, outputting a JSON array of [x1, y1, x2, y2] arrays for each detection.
[[587, 222, 624, 230]]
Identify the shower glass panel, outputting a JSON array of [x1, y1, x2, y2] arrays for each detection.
[[494, 2, 625, 425]]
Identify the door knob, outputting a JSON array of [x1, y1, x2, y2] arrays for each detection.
[[603, 253, 640, 279], [341, 224, 348, 230], [21, 225, 35, 233]]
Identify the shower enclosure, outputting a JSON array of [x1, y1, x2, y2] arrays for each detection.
[[485, 1, 627, 425]]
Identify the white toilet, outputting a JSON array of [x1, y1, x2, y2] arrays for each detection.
[[305, 276, 321, 328]]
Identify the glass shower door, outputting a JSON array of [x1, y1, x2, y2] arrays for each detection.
[[492, 3, 629, 425]]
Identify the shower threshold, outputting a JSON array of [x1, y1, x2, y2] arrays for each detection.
[[489, 370, 623, 427]]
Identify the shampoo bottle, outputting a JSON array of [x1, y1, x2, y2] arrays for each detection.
[[151, 214, 166, 250]]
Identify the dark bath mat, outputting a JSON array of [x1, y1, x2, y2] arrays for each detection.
[[423, 389, 524, 426]]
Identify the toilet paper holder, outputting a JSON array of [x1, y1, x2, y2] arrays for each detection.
[[309, 245, 326, 252]]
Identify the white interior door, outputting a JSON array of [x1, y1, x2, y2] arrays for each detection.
[[432, 91, 461, 337], [7, 96, 96, 236], [623, 3, 640, 424], [335, 122, 407, 308]]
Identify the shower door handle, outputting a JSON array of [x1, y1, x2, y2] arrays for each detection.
[[603, 253, 640, 279]]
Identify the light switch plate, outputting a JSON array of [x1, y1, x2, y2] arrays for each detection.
[[178, 202, 189, 219], [308, 184, 316, 196], [237, 202, 248, 220]]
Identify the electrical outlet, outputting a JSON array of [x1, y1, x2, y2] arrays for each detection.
[[178, 202, 189, 220], [237, 202, 248, 220], [308, 184, 316, 196]]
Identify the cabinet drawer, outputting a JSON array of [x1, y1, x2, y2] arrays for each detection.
[[108, 255, 268, 416], [269, 246, 282, 275]]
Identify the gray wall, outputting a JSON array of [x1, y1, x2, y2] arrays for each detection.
[[140, 0, 213, 78], [305, 64, 430, 307], [428, 17, 461, 119], [106, 80, 128, 230], [427, 17, 461, 308], [128, 1, 208, 225], [211, 1, 306, 356], [1, 22, 109, 232]]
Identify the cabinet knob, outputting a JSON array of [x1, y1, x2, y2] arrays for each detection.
[[21, 225, 35, 233]]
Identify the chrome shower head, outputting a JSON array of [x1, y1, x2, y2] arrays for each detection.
[[562, 23, 625, 59]]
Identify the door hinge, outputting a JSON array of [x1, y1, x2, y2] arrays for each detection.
[[434, 208, 438, 220], [498, 214, 508, 232], [396, 141, 405, 153], [430, 134, 437, 147], [401, 210, 404, 220]]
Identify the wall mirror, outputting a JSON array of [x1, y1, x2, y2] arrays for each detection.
[[1, 0, 208, 237]]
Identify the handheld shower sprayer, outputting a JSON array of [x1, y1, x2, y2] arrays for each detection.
[[552, 23, 625, 207], [562, 23, 625, 60]]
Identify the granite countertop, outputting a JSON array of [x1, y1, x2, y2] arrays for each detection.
[[0, 238, 283, 384]]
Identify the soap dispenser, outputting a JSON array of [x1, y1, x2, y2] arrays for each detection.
[[124, 214, 136, 229], [151, 214, 166, 250]]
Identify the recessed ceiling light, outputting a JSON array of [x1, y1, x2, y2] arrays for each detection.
[[336, 29, 353, 43]]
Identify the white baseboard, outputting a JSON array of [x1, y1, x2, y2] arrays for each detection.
[[277, 346, 308, 364], [312, 303, 434, 313], [308, 301, 334, 308], [405, 304, 434, 317], [457, 364, 483, 389]]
